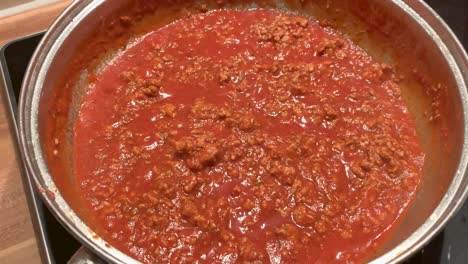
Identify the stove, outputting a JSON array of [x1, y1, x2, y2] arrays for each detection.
[[0, 1, 466, 263]]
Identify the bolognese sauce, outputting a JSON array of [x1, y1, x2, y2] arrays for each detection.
[[73, 9, 424, 263]]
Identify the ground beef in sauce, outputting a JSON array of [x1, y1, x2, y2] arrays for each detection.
[[74, 9, 424, 264]]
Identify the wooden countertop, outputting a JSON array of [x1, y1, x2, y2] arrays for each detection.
[[0, 1, 72, 263]]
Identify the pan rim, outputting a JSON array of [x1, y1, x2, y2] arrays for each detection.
[[18, 1, 138, 263]]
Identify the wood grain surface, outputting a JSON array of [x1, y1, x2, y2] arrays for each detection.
[[0, 1, 72, 263]]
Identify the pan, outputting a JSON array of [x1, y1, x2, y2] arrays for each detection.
[[17, 0, 468, 263]]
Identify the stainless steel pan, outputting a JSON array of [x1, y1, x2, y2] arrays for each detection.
[[17, 0, 468, 263]]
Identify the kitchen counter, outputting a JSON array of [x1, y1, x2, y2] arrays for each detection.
[[0, 1, 72, 263]]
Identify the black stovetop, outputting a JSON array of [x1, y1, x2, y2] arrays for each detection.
[[0, 1, 466, 263]]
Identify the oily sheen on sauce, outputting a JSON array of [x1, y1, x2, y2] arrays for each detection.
[[73, 9, 424, 263]]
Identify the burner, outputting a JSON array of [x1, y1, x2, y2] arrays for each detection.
[[0, 1, 466, 263]]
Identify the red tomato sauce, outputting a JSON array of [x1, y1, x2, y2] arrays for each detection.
[[74, 9, 424, 263]]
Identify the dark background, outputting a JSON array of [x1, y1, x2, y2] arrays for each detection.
[[425, 0, 467, 46]]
